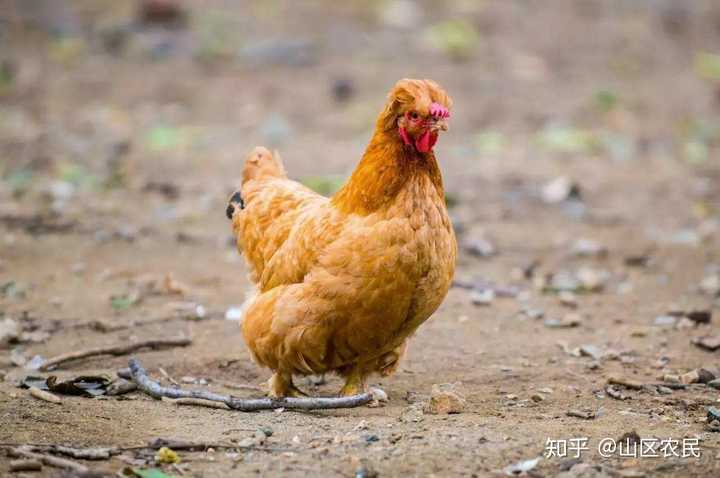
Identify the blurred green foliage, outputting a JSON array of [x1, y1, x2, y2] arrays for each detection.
[[694, 52, 720, 81], [300, 175, 346, 196], [425, 20, 479, 61]]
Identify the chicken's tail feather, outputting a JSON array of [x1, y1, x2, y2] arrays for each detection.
[[226, 191, 244, 219], [242, 146, 286, 184], [227, 146, 285, 220]]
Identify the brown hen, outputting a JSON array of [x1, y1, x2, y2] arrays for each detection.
[[227, 79, 456, 397]]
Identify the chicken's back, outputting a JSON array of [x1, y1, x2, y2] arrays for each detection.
[[229, 147, 328, 287]]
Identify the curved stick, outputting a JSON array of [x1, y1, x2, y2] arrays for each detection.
[[128, 359, 372, 411], [39, 338, 191, 371]]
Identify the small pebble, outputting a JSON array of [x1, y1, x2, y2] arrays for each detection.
[[657, 386, 673, 395], [707, 406, 720, 422], [654, 315, 677, 327], [424, 383, 466, 414], [521, 307, 544, 320], [544, 313, 582, 328], [681, 370, 700, 385], [558, 291, 578, 308], [470, 288, 495, 306]]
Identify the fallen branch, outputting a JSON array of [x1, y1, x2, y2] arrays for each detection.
[[129, 359, 372, 411], [117, 368, 132, 380], [0, 440, 287, 455], [107, 379, 138, 396], [607, 376, 645, 390], [4, 444, 117, 460], [9, 447, 88, 473], [29, 387, 61, 404], [48, 445, 113, 460], [71, 312, 222, 333], [143, 438, 289, 453], [173, 398, 230, 409], [9, 459, 42, 472], [39, 337, 192, 371]]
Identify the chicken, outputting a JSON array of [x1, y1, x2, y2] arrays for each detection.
[[227, 79, 456, 398]]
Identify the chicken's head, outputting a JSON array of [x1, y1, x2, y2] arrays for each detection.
[[380, 79, 452, 154]]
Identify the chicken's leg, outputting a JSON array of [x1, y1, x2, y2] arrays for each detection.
[[339, 364, 367, 396], [268, 372, 308, 398]]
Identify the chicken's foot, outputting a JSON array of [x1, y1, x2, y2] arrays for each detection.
[[339, 366, 367, 396], [128, 358, 372, 411], [268, 372, 308, 398]]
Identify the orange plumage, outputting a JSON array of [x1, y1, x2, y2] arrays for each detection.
[[228, 79, 456, 397]]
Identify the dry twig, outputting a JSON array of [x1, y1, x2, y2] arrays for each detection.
[[29, 387, 61, 404], [173, 398, 230, 409], [607, 375, 644, 390], [39, 337, 192, 371], [10, 447, 88, 473], [129, 358, 372, 411]]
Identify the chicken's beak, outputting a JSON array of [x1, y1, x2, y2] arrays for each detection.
[[430, 118, 449, 133]]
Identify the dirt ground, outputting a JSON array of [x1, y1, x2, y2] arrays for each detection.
[[1, 1, 720, 476]]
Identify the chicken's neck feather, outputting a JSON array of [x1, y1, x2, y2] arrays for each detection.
[[331, 129, 444, 215]]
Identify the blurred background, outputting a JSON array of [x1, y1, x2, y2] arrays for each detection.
[[2, 0, 719, 202]]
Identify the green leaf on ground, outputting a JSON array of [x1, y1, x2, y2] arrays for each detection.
[[535, 125, 599, 155], [474, 131, 507, 155], [694, 52, 720, 81], [123, 468, 177, 478], [146, 126, 182, 151]]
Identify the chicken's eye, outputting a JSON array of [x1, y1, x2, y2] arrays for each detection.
[[410, 111, 419, 120]]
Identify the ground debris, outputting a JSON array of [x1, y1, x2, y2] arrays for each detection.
[[545, 313, 583, 328], [566, 408, 597, 420], [0, 318, 20, 347], [0, 213, 77, 235], [155, 446, 180, 464], [570, 238, 607, 258], [29, 386, 61, 404], [173, 398, 230, 409], [9, 459, 42, 472], [692, 335, 720, 351], [424, 383, 466, 414], [557, 463, 612, 478], [685, 310, 712, 324], [699, 274, 720, 296], [470, 288, 495, 306], [605, 385, 630, 400], [541, 176, 580, 204], [399, 404, 424, 423], [463, 237, 497, 257], [607, 376, 644, 390], [129, 358, 372, 411], [107, 378, 138, 396], [8, 446, 88, 473], [39, 337, 192, 371], [503, 456, 541, 476], [22, 374, 112, 397]]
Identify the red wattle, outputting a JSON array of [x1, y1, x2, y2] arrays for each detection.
[[415, 130, 435, 153], [415, 130, 431, 152]]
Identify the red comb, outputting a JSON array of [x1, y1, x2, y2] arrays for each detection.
[[429, 102, 450, 119]]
